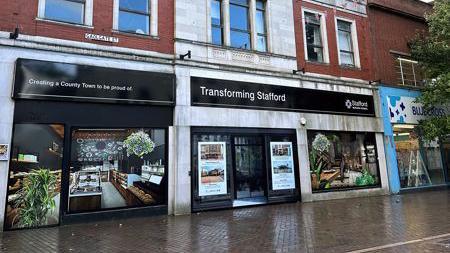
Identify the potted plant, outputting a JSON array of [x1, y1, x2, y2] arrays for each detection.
[[13, 168, 57, 228], [310, 134, 330, 190]]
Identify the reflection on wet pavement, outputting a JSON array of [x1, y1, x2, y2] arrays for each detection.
[[0, 190, 449, 253]]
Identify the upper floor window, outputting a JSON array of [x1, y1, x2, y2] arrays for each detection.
[[255, 0, 267, 52], [44, 0, 85, 25], [38, 0, 93, 26], [336, 19, 358, 67], [119, 0, 150, 35], [209, 0, 268, 52], [211, 0, 223, 45], [230, 0, 251, 50], [304, 12, 324, 63]]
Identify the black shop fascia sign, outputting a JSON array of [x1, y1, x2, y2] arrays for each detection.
[[191, 77, 375, 117], [12, 58, 175, 106]]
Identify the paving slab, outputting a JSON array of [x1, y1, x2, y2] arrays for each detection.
[[0, 190, 449, 253]]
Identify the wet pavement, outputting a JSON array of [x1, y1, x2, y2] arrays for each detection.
[[0, 190, 449, 253]]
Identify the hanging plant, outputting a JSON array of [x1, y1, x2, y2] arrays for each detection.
[[123, 130, 155, 158]]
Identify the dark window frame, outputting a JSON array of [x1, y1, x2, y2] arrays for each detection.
[[211, 0, 224, 45], [304, 11, 324, 62], [229, 0, 251, 50], [255, 0, 267, 52]]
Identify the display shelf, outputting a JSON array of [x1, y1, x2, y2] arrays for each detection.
[[10, 159, 39, 164], [70, 170, 102, 195]]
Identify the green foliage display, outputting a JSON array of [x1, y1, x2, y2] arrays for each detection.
[[410, 0, 450, 141], [123, 130, 155, 158], [355, 168, 375, 187], [13, 168, 57, 228]]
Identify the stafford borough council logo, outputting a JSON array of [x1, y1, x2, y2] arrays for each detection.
[[345, 99, 352, 109]]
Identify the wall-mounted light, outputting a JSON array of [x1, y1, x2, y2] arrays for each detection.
[[300, 117, 307, 126], [369, 79, 381, 85], [179, 50, 191, 60], [9, 27, 19, 40], [293, 67, 305, 75]]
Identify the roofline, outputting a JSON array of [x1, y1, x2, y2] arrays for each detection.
[[367, 2, 428, 22]]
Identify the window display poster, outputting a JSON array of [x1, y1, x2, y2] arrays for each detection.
[[198, 142, 227, 196], [0, 144, 8, 160], [270, 142, 296, 190]]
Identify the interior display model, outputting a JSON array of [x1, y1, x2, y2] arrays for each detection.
[[393, 124, 446, 188], [68, 128, 167, 213], [308, 131, 380, 191], [5, 124, 64, 230]]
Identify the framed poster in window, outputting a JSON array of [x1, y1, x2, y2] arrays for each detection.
[[198, 142, 227, 196], [270, 142, 296, 190]]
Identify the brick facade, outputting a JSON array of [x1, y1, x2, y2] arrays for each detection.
[[367, 0, 431, 86], [293, 0, 373, 81], [0, 0, 174, 54]]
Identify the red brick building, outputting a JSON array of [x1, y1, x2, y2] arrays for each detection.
[[293, 0, 373, 81], [367, 0, 431, 87], [0, 0, 174, 53]]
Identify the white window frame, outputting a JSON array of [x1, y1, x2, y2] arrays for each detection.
[[37, 0, 93, 26], [208, 0, 270, 52], [113, 0, 158, 37], [335, 16, 360, 68], [302, 8, 329, 63]]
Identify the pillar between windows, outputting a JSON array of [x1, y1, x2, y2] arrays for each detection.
[[222, 0, 231, 46], [150, 0, 158, 37], [249, 0, 257, 51]]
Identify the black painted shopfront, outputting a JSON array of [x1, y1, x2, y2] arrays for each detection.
[[191, 128, 300, 211], [5, 59, 175, 230], [190, 77, 380, 211]]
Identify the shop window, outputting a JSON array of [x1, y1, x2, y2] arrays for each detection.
[[393, 124, 446, 188], [68, 128, 166, 213], [192, 134, 232, 201], [303, 11, 326, 63], [118, 0, 151, 35], [230, 0, 251, 49], [308, 131, 380, 192], [255, 0, 267, 52], [211, 0, 223, 45], [43, 0, 86, 24], [192, 129, 299, 211], [336, 19, 360, 67], [5, 124, 64, 230]]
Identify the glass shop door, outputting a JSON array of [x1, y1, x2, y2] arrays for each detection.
[[233, 136, 267, 206]]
